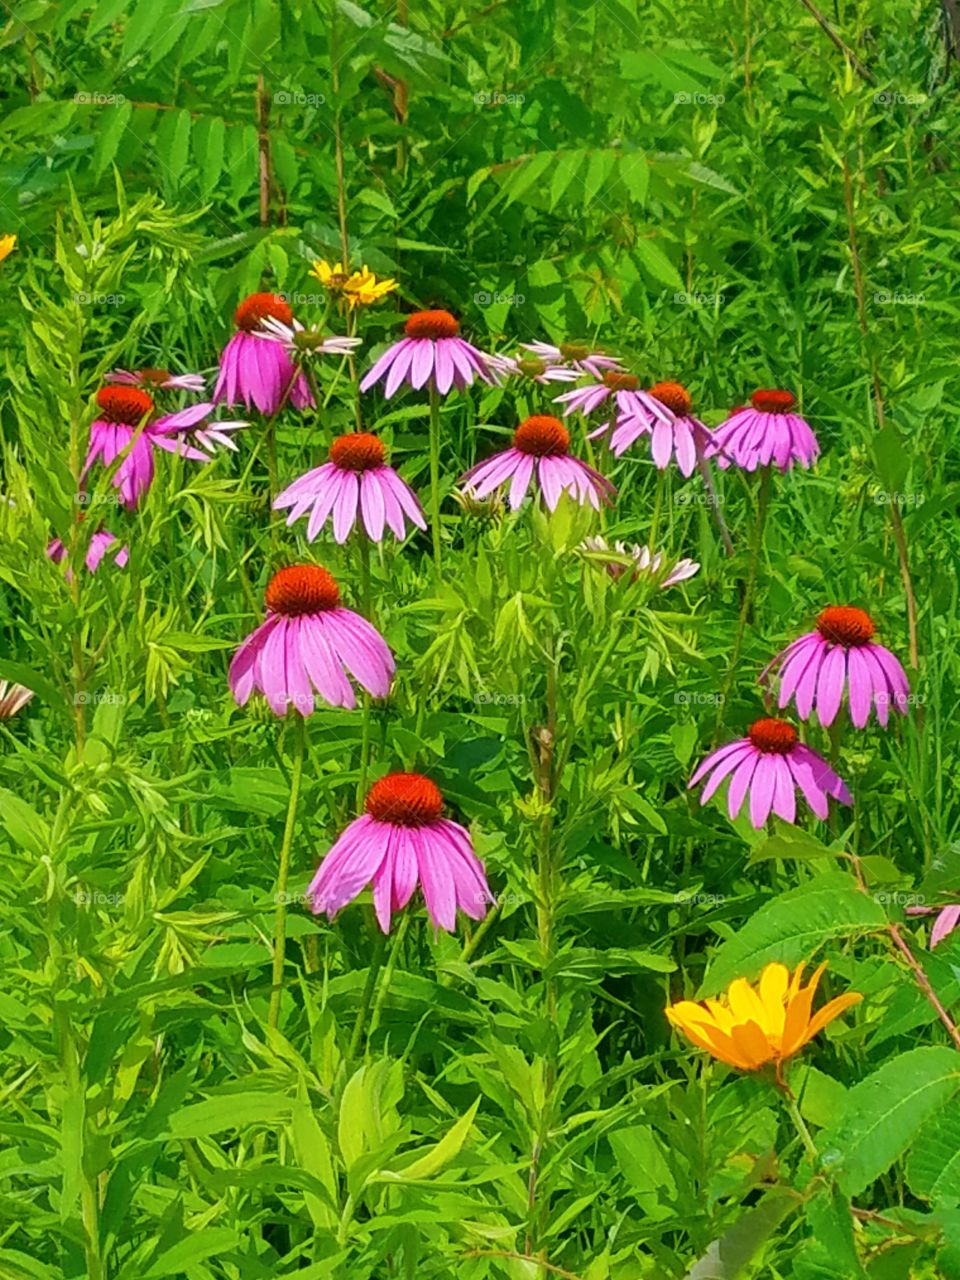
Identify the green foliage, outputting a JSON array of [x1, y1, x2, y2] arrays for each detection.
[[1, 0, 959, 1277]]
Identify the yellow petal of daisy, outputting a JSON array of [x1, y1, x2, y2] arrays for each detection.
[[758, 963, 790, 1038], [0, 234, 17, 263], [727, 977, 772, 1033], [799, 991, 862, 1046], [729, 1019, 776, 1069]]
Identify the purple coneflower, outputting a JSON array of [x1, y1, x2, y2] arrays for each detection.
[[556, 370, 672, 443], [488, 352, 580, 385], [273, 432, 425, 543], [82, 388, 219, 510], [48, 526, 129, 577], [359, 310, 493, 397], [107, 367, 206, 393], [761, 606, 910, 729], [689, 717, 852, 828], [460, 415, 616, 512], [213, 293, 314, 414], [906, 904, 960, 948], [0, 680, 34, 719], [148, 402, 249, 456], [709, 390, 819, 472], [579, 535, 699, 588], [256, 314, 362, 359], [307, 771, 493, 933], [594, 381, 714, 477], [521, 340, 622, 379], [229, 565, 394, 716]]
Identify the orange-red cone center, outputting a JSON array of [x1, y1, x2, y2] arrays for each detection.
[[816, 606, 876, 647], [265, 565, 340, 616], [748, 718, 799, 754], [513, 415, 570, 457], [366, 772, 444, 826], [404, 309, 459, 340], [650, 381, 692, 415], [234, 292, 293, 333], [751, 389, 796, 414], [96, 386, 154, 425], [330, 432, 386, 472]]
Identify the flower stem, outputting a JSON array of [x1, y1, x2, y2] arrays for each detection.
[[268, 715, 306, 1030], [428, 380, 443, 576], [780, 1081, 819, 1163], [368, 914, 409, 1042], [649, 468, 666, 549], [715, 465, 771, 737], [347, 924, 387, 1062], [696, 454, 735, 556]]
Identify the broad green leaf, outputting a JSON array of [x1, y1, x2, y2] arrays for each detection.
[[820, 1047, 960, 1195], [0, 788, 50, 858], [684, 1192, 795, 1278], [167, 1091, 293, 1137], [382, 1097, 480, 1181], [907, 1094, 960, 1204], [699, 872, 885, 996]]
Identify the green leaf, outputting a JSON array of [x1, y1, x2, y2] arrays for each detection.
[[167, 1091, 293, 1137], [93, 100, 132, 179], [820, 1047, 960, 1195], [699, 872, 885, 996], [382, 1097, 480, 1181], [872, 423, 910, 495], [141, 1229, 238, 1278], [0, 788, 50, 858], [907, 1094, 960, 1204], [683, 1192, 795, 1278], [633, 237, 683, 290]]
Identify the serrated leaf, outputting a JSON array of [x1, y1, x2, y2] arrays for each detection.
[[820, 1047, 960, 1195], [699, 872, 885, 996]]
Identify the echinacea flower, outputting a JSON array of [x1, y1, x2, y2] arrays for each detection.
[[213, 293, 314, 414], [521, 340, 622, 379], [0, 680, 34, 719], [555, 371, 673, 445], [0, 234, 16, 264], [311, 259, 398, 308], [48, 527, 129, 577], [906, 904, 960, 948], [273, 432, 426, 543], [709, 390, 819, 472], [307, 771, 494, 933], [591, 381, 714, 477], [229, 564, 394, 716], [761, 606, 910, 729], [82, 387, 214, 510], [460, 415, 616, 512], [689, 717, 852, 827], [149, 402, 249, 457], [666, 961, 861, 1076], [488, 353, 580, 385], [107, 367, 206, 393], [256, 315, 362, 358], [579, 535, 699, 588], [359, 310, 493, 397]]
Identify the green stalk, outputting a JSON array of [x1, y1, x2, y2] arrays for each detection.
[[347, 925, 387, 1062], [268, 716, 306, 1030], [715, 465, 771, 735], [428, 380, 443, 576]]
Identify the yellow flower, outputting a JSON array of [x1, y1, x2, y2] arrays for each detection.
[[0, 234, 17, 263], [310, 258, 397, 309], [666, 961, 861, 1074], [344, 264, 398, 308]]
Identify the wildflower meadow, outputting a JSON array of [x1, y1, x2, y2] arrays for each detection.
[[2, 2, 960, 1276]]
